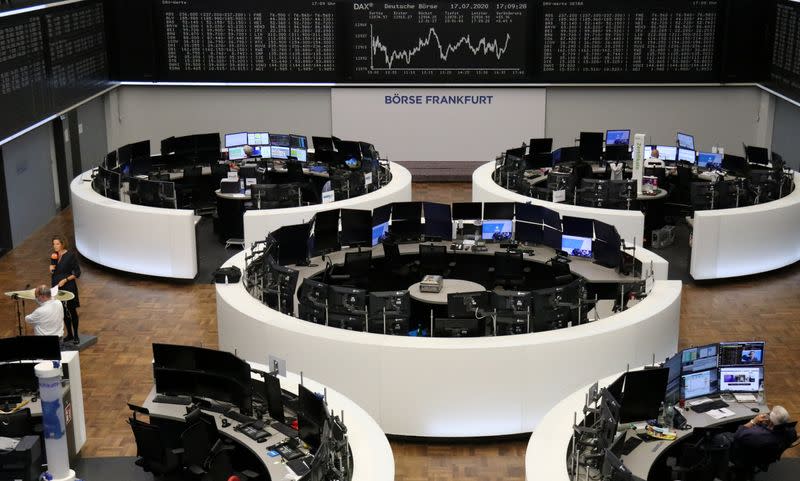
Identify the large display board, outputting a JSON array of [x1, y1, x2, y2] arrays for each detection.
[[539, 0, 722, 82], [347, 2, 530, 82], [769, 0, 800, 99], [0, 0, 110, 141], [155, 0, 338, 82]]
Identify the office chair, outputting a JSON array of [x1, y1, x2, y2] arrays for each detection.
[[249, 184, 281, 209], [178, 410, 228, 479], [127, 405, 180, 476], [330, 251, 372, 288], [284, 160, 306, 183], [729, 421, 798, 481], [418, 244, 449, 278], [494, 251, 525, 289], [382, 240, 413, 280], [0, 408, 33, 437], [690, 182, 718, 211]]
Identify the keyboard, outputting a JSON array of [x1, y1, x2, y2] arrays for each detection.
[[225, 409, 256, 424], [153, 394, 191, 405], [271, 421, 299, 438], [309, 165, 328, 174], [690, 399, 729, 413], [620, 436, 643, 456], [287, 456, 313, 476]]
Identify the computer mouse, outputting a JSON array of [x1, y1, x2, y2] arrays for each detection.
[[751, 408, 760, 413]]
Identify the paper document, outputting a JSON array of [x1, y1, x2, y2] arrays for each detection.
[[733, 393, 757, 403], [0, 436, 19, 450], [685, 397, 712, 407], [50, 286, 59, 297], [706, 408, 736, 420]]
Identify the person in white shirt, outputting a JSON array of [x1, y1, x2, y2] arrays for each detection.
[[25, 285, 64, 337]]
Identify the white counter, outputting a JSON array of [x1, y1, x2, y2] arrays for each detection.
[[690, 172, 800, 279], [71, 172, 198, 279], [472, 161, 646, 247], [217, 249, 681, 438], [242, 162, 413, 247]]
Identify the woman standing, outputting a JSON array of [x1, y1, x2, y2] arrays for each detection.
[[51, 235, 81, 344]]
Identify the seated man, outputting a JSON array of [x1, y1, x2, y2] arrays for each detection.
[[731, 406, 797, 473], [24, 285, 64, 337], [645, 148, 666, 168]]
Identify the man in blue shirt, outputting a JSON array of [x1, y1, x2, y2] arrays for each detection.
[[731, 406, 797, 473]]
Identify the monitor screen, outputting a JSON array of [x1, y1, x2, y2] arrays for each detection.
[[514, 221, 543, 244], [561, 235, 592, 258], [344, 155, 360, 168], [340, 209, 372, 247], [270, 134, 290, 147], [392, 201, 422, 221], [446, 291, 489, 318], [677, 132, 695, 150], [618, 368, 669, 423], [579, 132, 604, 160], [542, 227, 562, 250], [719, 366, 763, 393], [271, 146, 290, 159], [228, 147, 247, 160], [562, 216, 593, 238], [697, 152, 723, 170], [423, 202, 452, 223], [225, 132, 248, 148], [247, 132, 270, 146], [515, 203, 543, 224], [606, 130, 630, 145], [372, 204, 391, 226], [677, 148, 696, 164], [273, 223, 312, 266], [290, 148, 307, 162], [680, 343, 718, 374], [483, 202, 514, 220], [718, 341, 765, 367], [312, 209, 340, 255], [481, 220, 512, 241], [644, 145, 677, 161], [682, 369, 719, 399], [452, 202, 482, 220], [372, 221, 389, 247], [290, 134, 308, 149]]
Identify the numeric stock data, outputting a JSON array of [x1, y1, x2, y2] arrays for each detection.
[[350, 2, 529, 81], [770, 0, 800, 95], [157, 0, 338, 82]]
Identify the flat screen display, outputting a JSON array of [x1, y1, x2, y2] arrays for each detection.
[[719, 366, 763, 393], [248, 132, 270, 146], [606, 130, 630, 145], [677, 148, 696, 164], [290, 148, 307, 162], [561, 235, 592, 258], [643, 145, 677, 161], [228, 147, 247, 160], [682, 369, 719, 399], [372, 222, 389, 247], [697, 152, 723, 169], [677, 132, 695, 150], [225, 132, 248, 148], [481, 220, 512, 241], [271, 146, 290, 159], [681, 343, 718, 374]]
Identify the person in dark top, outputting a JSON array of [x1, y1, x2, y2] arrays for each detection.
[[731, 405, 797, 472], [51, 235, 81, 344]]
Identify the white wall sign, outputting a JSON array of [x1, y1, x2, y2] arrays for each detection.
[[331, 88, 545, 165], [552, 189, 566, 203], [322, 190, 335, 204], [364, 172, 372, 187], [632, 133, 645, 196]]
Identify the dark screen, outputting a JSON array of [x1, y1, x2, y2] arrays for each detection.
[[515, 203, 544, 223], [372, 204, 392, 226], [0, 336, 61, 362], [579, 132, 604, 161], [313, 209, 340, 255], [542, 227, 562, 250], [593, 221, 618, 243], [483, 202, 514, 220], [391, 202, 422, 221], [452, 202, 482, 220], [340, 209, 372, 247], [0, 363, 38, 393], [619, 368, 669, 423], [562, 216, 594, 238], [514, 221, 543, 244], [541, 208, 561, 230], [273, 223, 312, 265]]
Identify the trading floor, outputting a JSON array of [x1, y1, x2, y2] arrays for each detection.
[[0, 182, 797, 481]]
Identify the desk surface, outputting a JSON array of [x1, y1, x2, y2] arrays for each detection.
[[143, 366, 393, 481], [408, 279, 485, 305]]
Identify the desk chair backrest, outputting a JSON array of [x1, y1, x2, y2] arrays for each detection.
[[344, 251, 372, 279], [128, 416, 178, 474], [382, 240, 401, 266], [495, 251, 524, 278], [285, 160, 305, 183], [419, 244, 448, 277], [0, 408, 32, 437], [181, 415, 218, 469]]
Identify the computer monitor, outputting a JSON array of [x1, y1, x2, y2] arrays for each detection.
[[697, 152, 723, 170], [328, 313, 366, 331], [602, 448, 639, 481], [0, 363, 38, 393], [392, 201, 422, 221], [722, 154, 747, 173], [677, 132, 695, 150], [312, 136, 335, 152], [297, 384, 326, 450], [514, 221, 543, 244], [389, 219, 422, 242], [481, 220, 512, 241], [228, 147, 247, 161], [680, 343, 719, 374], [681, 368, 719, 399], [247, 132, 270, 146], [340, 209, 372, 248], [270, 146, 290, 159], [270, 134, 290, 147], [604, 144, 631, 161], [433, 317, 486, 337], [372, 204, 391, 226], [664, 353, 682, 405], [745, 145, 769, 165], [312, 209, 340, 255], [327, 285, 367, 315], [368, 291, 410, 318], [483, 202, 514, 220], [272, 223, 312, 266], [446, 291, 489, 318], [677, 148, 696, 164], [618, 368, 669, 423], [452, 202, 482, 220], [542, 227, 562, 250], [561, 235, 592, 258], [289, 134, 307, 149], [371, 221, 389, 246], [0, 336, 61, 363], [530, 138, 553, 154], [225, 132, 248, 148], [492, 290, 531, 312], [562, 216, 593, 238], [254, 372, 285, 423], [593, 220, 618, 244], [654, 145, 677, 161], [579, 132, 604, 161], [298, 278, 328, 306], [718, 341, 765, 367], [606, 129, 630, 145], [515, 203, 543, 224], [719, 366, 764, 393], [541, 207, 560, 230], [289, 148, 307, 162], [154, 368, 252, 414], [423, 202, 453, 241]]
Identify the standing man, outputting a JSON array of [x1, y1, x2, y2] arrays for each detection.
[[24, 285, 64, 337]]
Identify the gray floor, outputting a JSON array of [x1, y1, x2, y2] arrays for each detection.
[[195, 216, 241, 284], [648, 223, 693, 283], [73, 456, 159, 480]]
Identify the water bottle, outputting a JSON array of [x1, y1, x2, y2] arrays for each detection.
[[657, 401, 666, 427], [664, 403, 675, 429]]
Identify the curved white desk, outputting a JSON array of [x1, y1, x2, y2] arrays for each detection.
[[690, 172, 800, 280], [472, 161, 646, 247], [242, 162, 412, 247], [71, 172, 198, 279], [217, 248, 680, 438]]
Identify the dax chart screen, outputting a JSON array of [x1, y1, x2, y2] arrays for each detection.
[[349, 2, 530, 81]]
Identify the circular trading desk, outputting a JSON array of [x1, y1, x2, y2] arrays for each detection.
[[143, 362, 393, 481], [217, 243, 680, 438], [526, 369, 768, 481], [473, 161, 647, 247], [242, 162, 412, 247], [70, 162, 411, 279]]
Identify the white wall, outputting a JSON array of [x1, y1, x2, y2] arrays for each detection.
[[331, 87, 546, 165], [772, 97, 800, 170], [104, 86, 333, 152], [545, 86, 768, 156]]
